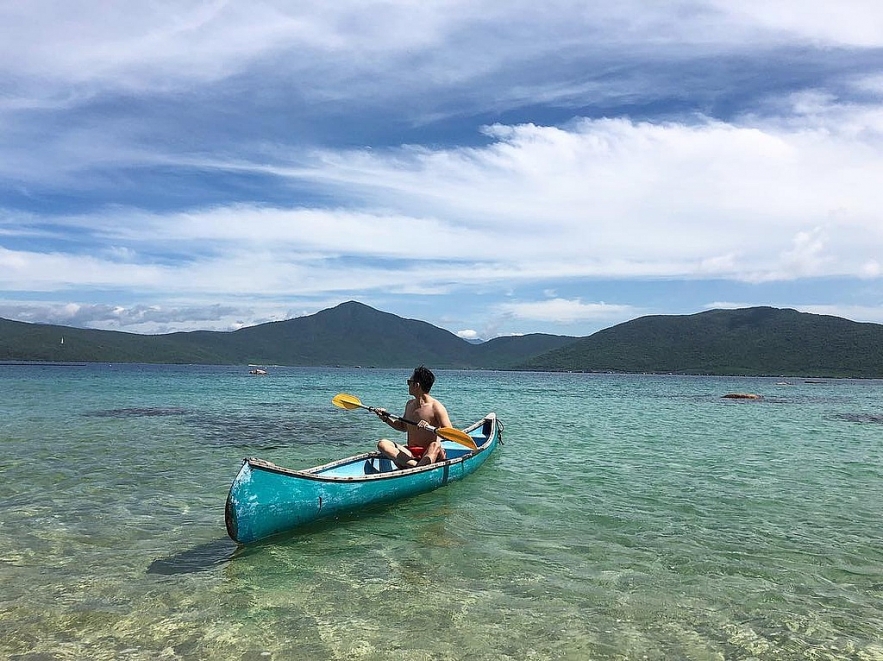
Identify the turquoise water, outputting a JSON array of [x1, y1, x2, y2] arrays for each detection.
[[1, 364, 882, 660]]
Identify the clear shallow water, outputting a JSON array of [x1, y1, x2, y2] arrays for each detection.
[[1, 364, 882, 660]]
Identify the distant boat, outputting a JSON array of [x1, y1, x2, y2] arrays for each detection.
[[249, 368, 268, 375], [225, 413, 502, 544]]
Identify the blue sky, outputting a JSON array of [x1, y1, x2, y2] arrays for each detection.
[[2, 2, 882, 340]]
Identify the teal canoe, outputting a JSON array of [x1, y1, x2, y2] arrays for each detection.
[[225, 413, 502, 544]]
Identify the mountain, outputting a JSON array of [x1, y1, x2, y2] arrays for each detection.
[[472, 333, 577, 369], [519, 306, 883, 377], [0, 317, 231, 364], [0, 301, 575, 369], [226, 301, 478, 368], [3, 303, 882, 376]]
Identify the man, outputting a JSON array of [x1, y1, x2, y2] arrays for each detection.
[[375, 365, 451, 468]]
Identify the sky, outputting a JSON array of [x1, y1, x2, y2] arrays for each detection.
[[2, 1, 883, 340]]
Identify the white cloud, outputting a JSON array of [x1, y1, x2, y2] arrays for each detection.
[[497, 298, 640, 324], [852, 74, 883, 95], [3, 106, 883, 301], [711, 1, 883, 47], [0, 299, 314, 334], [3, 1, 881, 106], [779, 228, 830, 278], [261, 113, 883, 283], [0, 2, 313, 90], [860, 260, 881, 278]]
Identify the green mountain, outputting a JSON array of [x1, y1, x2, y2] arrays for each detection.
[[219, 301, 480, 368], [0, 301, 574, 369], [3, 303, 882, 376], [519, 306, 883, 378], [0, 317, 231, 364], [472, 332, 578, 369]]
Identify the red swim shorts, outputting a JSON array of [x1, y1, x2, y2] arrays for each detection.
[[406, 445, 427, 459]]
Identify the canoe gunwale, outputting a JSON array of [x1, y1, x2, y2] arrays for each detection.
[[240, 413, 497, 484]]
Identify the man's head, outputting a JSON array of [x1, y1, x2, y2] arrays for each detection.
[[408, 365, 435, 392]]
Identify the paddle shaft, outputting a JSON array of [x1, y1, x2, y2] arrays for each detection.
[[342, 398, 423, 425], [370, 406, 433, 432]]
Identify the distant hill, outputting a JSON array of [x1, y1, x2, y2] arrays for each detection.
[[0, 301, 575, 369], [519, 307, 883, 378], [0, 317, 231, 364], [3, 303, 882, 376], [472, 332, 577, 369]]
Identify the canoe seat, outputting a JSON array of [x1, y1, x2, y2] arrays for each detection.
[[364, 458, 397, 474]]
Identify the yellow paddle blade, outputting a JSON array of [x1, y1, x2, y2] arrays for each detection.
[[331, 392, 365, 410], [436, 427, 478, 450]]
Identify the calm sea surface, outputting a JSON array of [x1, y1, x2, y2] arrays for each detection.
[[1, 364, 882, 660]]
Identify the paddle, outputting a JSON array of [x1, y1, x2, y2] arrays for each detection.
[[332, 392, 478, 450]]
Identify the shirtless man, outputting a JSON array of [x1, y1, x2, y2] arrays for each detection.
[[375, 366, 451, 468]]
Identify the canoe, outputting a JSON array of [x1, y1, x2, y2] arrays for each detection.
[[225, 413, 502, 544]]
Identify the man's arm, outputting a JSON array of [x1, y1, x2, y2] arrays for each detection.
[[375, 407, 406, 432]]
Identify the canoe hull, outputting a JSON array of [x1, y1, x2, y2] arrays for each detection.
[[225, 413, 500, 544]]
